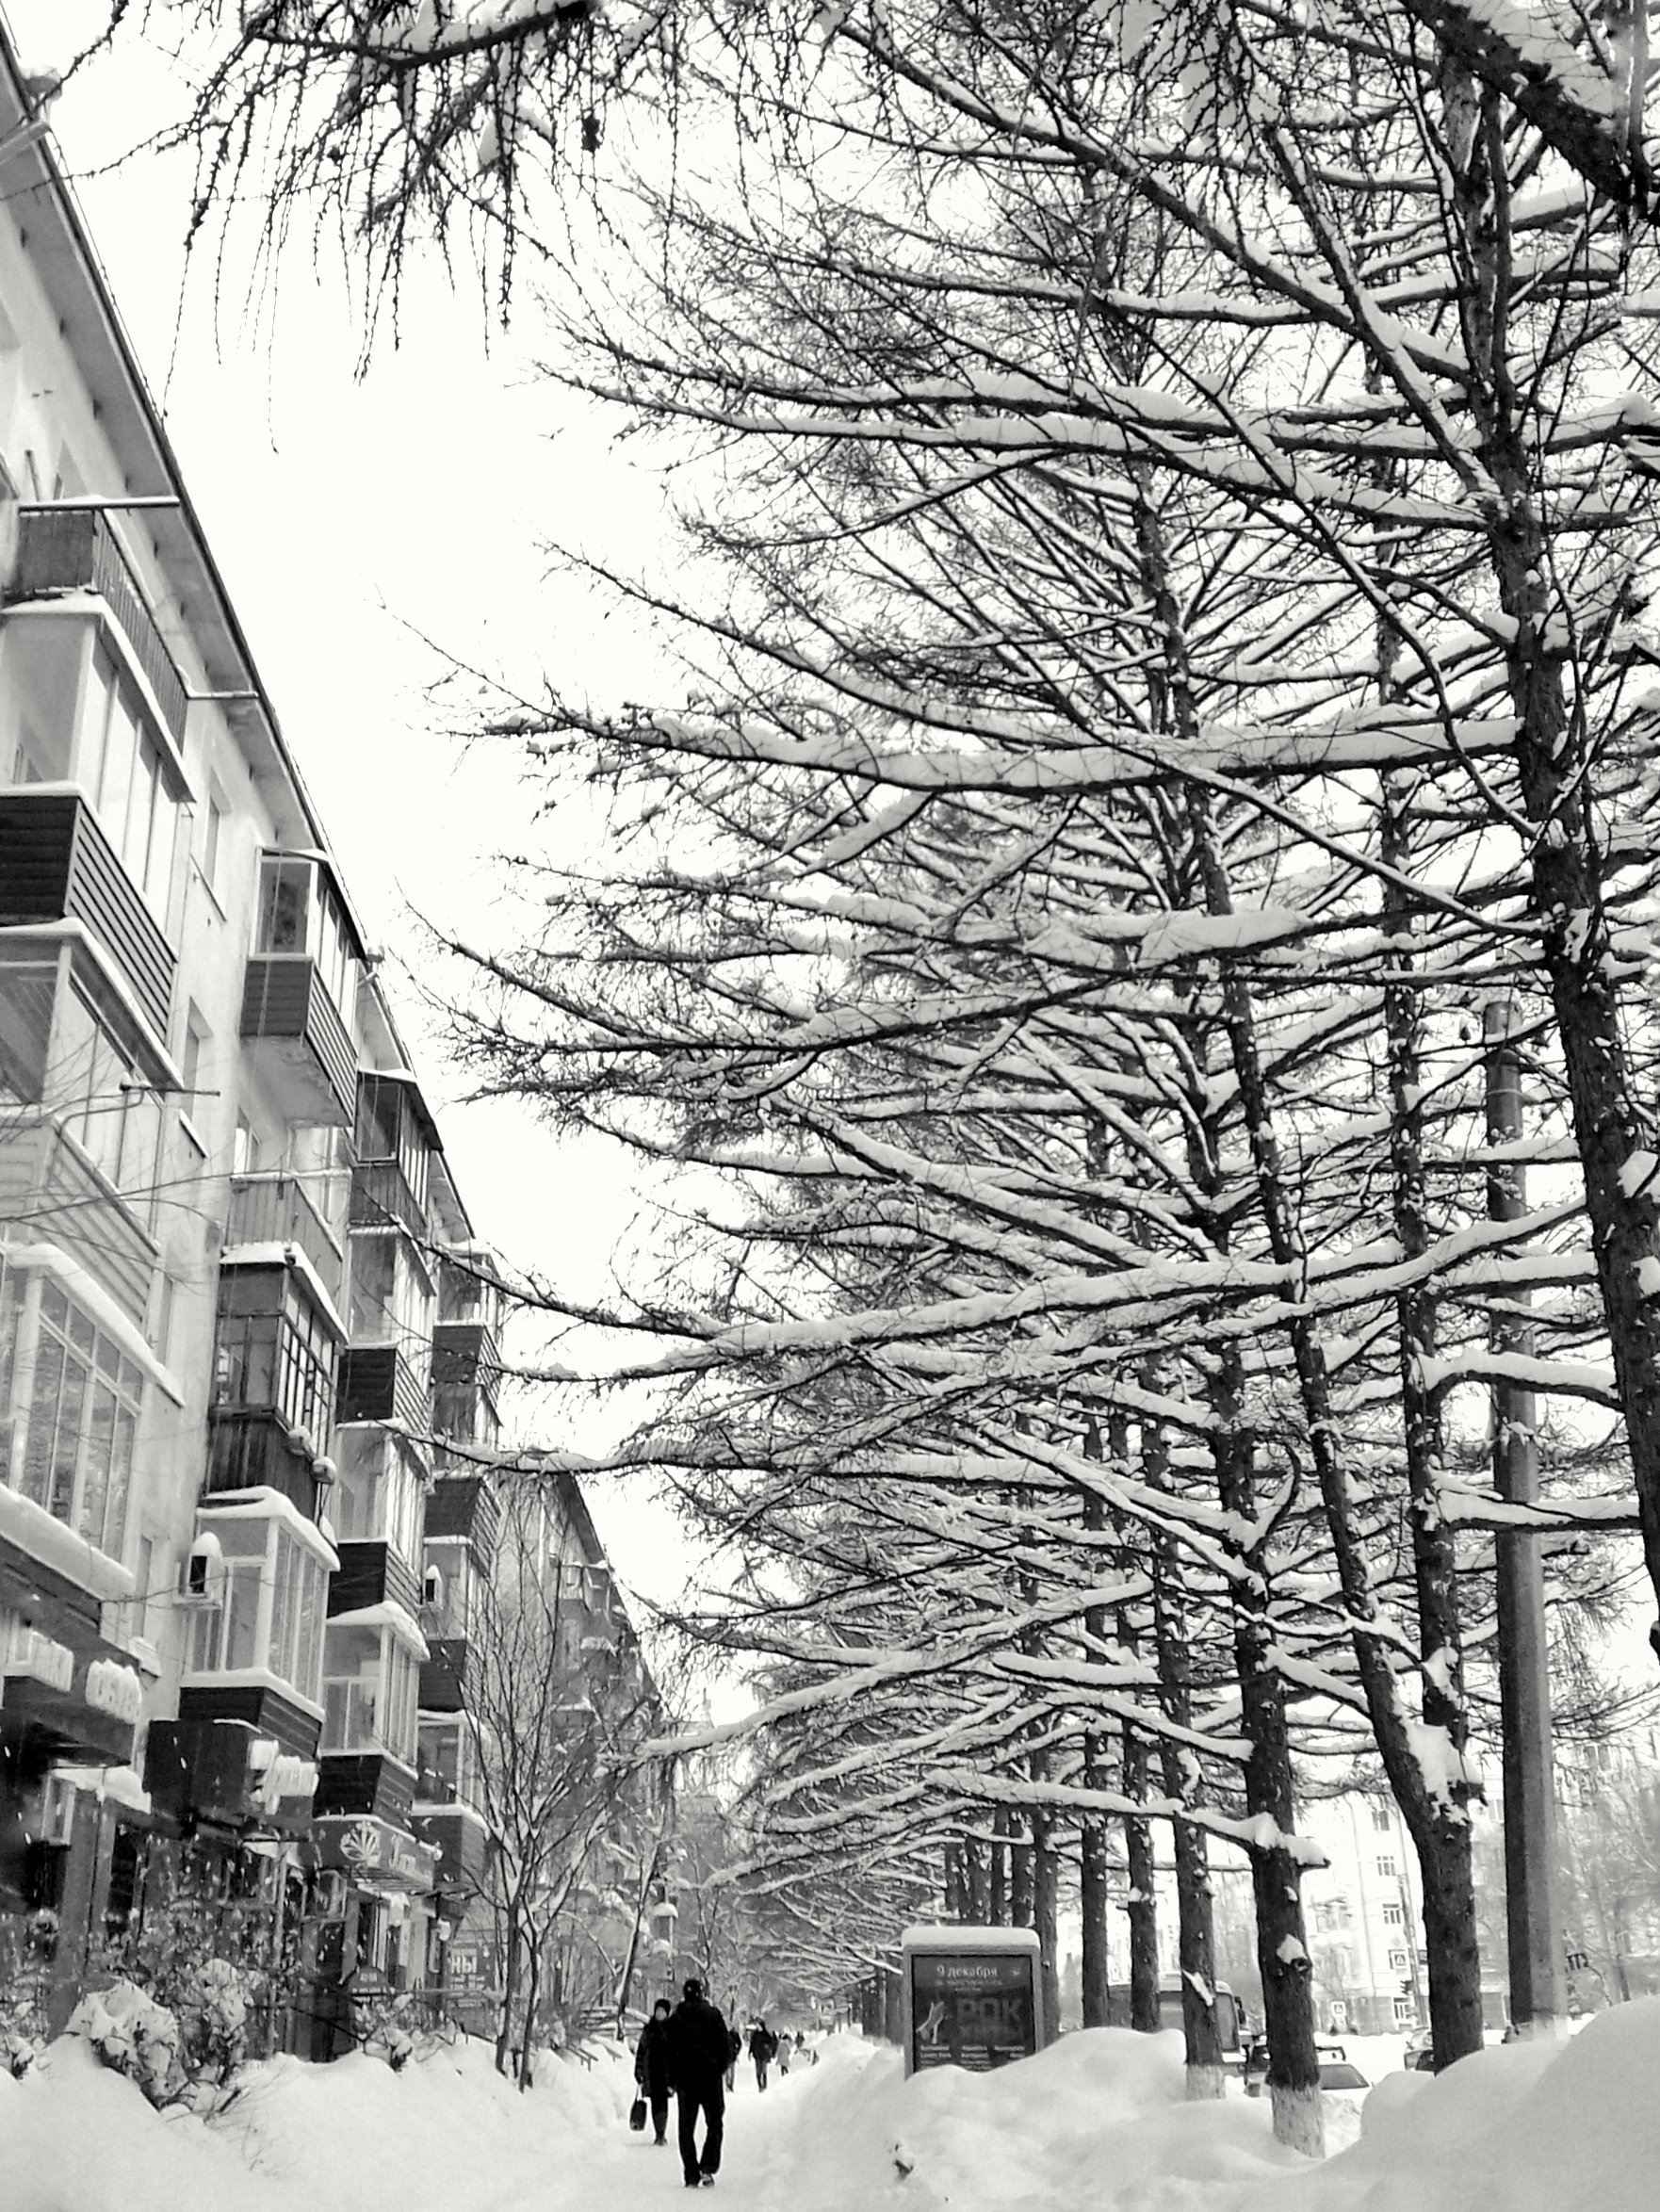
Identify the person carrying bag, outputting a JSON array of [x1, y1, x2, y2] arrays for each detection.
[[634, 1997, 675, 2146]]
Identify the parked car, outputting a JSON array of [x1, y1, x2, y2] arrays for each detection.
[[1319, 2057, 1373, 2148]]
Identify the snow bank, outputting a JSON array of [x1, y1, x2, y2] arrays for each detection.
[[760, 2028, 1300, 2212], [0, 2029, 633, 2212], [1243, 2000, 1660, 2212]]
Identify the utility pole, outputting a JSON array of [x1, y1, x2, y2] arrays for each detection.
[[1484, 1000, 1566, 2035]]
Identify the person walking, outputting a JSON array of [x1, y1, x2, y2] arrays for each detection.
[[666, 1977, 731, 2188], [635, 1997, 675, 2147], [749, 2020, 777, 2091], [724, 2021, 741, 2093]]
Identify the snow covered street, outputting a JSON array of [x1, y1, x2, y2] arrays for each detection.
[[8, 2009, 1660, 2212]]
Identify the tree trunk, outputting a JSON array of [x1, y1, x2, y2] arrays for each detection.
[[1010, 1818, 1036, 1929], [1380, 764, 1487, 2069], [1122, 1726, 1161, 2033], [990, 1812, 1010, 1926], [1033, 1805, 1062, 2039], [1147, 1444, 1225, 2094], [1214, 1407, 1323, 2156]]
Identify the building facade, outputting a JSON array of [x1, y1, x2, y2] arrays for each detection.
[[0, 31, 655, 2057]]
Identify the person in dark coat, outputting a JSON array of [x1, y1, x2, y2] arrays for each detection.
[[749, 2020, 777, 2090], [665, 1977, 731, 2188], [635, 1997, 675, 2145], [724, 2022, 741, 2092]]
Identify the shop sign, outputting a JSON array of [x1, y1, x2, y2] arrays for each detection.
[[3, 1627, 74, 1694], [317, 1814, 436, 1889], [84, 1658, 143, 1725]]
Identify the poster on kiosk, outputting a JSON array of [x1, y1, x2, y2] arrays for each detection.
[[902, 1925, 1047, 2076]]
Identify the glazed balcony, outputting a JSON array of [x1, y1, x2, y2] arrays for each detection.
[[225, 1171, 345, 1306], [337, 1342, 430, 1431], [0, 789, 174, 1039], [350, 1158, 430, 1243], [12, 507, 187, 742], [204, 1411, 329, 1516], [313, 1748, 416, 1827], [0, 1114, 155, 1326], [424, 1474, 501, 1560], [329, 1538, 422, 1623], [239, 957, 357, 1130]]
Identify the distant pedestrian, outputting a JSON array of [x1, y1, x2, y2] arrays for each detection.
[[724, 2022, 741, 2092], [749, 2020, 777, 2091], [777, 2034, 791, 2077], [666, 1977, 731, 2188], [635, 1998, 674, 2146]]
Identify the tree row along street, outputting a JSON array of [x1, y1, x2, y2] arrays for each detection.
[[23, 0, 1660, 2165]]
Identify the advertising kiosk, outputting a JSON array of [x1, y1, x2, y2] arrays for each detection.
[[901, 1924, 1048, 2077]]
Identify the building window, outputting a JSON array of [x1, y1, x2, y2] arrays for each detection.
[[213, 1267, 338, 1447], [184, 1510, 329, 1703], [201, 789, 225, 890], [1376, 1855, 1397, 1879], [1392, 1996, 1415, 2025], [1371, 1805, 1392, 1831], [12, 1275, 142, 1557], [1382, 1902, 1405, 1927], [179, 1004, 208, 1118]]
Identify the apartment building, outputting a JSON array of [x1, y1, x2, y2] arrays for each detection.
[[0, 26, 658, 2054]]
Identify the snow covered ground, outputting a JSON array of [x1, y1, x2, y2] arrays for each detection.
[[4, 2006, 1659, 2212]]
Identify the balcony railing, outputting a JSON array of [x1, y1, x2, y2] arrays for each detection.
[[0, 789, 175, 1038], [12, 508, 188, 742], [240, 957, 357, 1129], [0, 1114, 156, 1326], [351, 1158, 430, 1243], [226, 1172, 345, 1305]]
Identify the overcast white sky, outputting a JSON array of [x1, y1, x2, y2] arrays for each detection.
[[6, 0, 698, 1609]]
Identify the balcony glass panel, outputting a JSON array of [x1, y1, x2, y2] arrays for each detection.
[[348, 1228, 433, 1351], [0, 613, 85, 784], [79, 642, 182, 921], [11, 1274, 141, 1559], [322, 1623, 418, 1761], [49, 978, 162, 1210], [0, 953, 56, 1106], [416, 1716, 485, 1814], [334, 1426, 424, 1562]]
